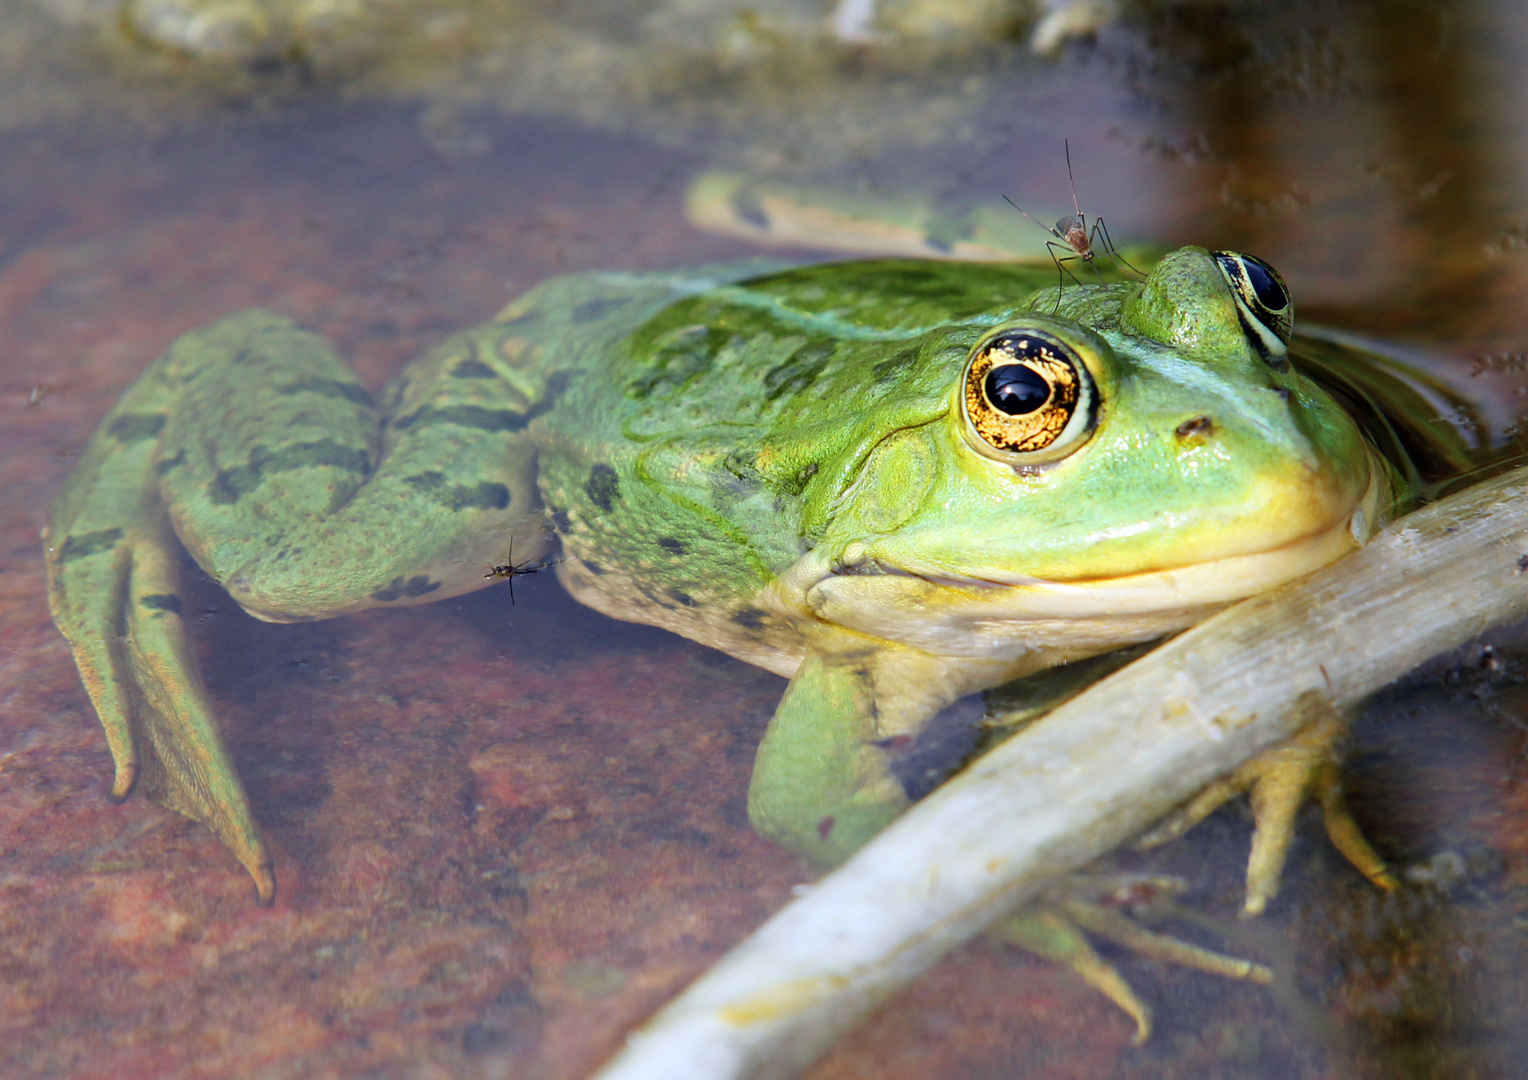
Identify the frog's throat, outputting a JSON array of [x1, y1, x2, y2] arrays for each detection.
[[778, 451, 1388, 660]]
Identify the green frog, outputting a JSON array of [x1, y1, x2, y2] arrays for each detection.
[[45, 235, 1460, 1035]]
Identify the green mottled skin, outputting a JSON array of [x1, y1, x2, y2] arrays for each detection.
[[45, 246, 1396, 897]]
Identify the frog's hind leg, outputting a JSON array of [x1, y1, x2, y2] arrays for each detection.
[[46, 311, 548, 900], [686, 172, 1059, 264], [1135, 697, 1398, 916], [45, 349, 276, 899]]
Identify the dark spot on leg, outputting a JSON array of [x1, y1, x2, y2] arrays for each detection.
[[138, 593, 183, 615], [873, 734, 912, 750], [277, 377, 376, 407], [451, 359, 497, 379], [460, 482, 511, 512], [371, 576, 442, 601], [657, 537, 687, 555], [403, 472, 511, 512], [392, 405, 526, 433], [210, 440, 372, 505], [582, 560, 605, 576], [817, 815, 835, 841], [403, 471, 446, 492], [667, 588, 696, 607], [638, 585, 676, 611], [155, 448, 186, 476], [57, 528, 124, 563], [572, 297, 627, 324], [584, 464, 620, 512], [550, 508, 572, 534], [523, 370, 571, 424], [107, 413, 166, 444], [731, 607, 766, 631]]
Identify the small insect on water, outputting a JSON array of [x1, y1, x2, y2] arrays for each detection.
[[1004, 140, 1144, 311], [484, 539, 562, 605]]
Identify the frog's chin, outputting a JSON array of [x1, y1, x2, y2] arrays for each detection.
[[790, 460, 1387, 664]]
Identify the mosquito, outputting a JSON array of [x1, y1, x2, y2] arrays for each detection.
[[1003, 140, 1144, 311], [484, 538, 562, 606]]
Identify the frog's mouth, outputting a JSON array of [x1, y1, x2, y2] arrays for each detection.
[[792, 454, 1389, 661]]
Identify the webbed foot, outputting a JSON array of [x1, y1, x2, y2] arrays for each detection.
[[994, 875, 1271, 1043], [1135, 701, 1397, 916]]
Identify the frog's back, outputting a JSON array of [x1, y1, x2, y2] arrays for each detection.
[[519, 260, 1057, 673]]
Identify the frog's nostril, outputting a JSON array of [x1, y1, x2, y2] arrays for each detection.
[[1175, 415, 1214, 440]]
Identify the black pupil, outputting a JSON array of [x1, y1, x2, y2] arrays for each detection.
[[1242, 257, 1287, 311], [985, 364, 1050, 415]]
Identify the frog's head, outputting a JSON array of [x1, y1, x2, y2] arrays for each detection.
[[800, 246, 1392, 659]]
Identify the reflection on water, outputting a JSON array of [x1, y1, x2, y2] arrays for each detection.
[[1142, 0, 1517, 339], [4, 2, 1528, 1079]]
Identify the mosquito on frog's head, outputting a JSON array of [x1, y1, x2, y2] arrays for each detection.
[[1004, 140, 1144, 312]]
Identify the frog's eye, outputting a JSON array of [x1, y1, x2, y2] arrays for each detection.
[[961, 329, 1096, 462], [1213, 251, 1293, 366]]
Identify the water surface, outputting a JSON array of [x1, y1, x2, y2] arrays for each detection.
[[5, 4, 1528, 1078]]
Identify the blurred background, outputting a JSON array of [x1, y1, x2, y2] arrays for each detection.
[[4, 3, 1528, 1079]]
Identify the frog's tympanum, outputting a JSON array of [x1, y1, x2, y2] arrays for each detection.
[[46, 246, 1406, 1034]]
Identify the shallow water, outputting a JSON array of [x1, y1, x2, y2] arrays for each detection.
[[6, 3, 1528, 1078]]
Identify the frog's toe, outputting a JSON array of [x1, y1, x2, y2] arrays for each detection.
[[106, 758, 138, 803], [1058, 895, 1272, 988], [1313, 759, 1399, 896], [1137, 706, 1395, 916], [995, 905, 1154, 1044], [1131, 773, 1243, 850]]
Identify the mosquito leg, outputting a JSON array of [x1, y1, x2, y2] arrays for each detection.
[[1048, 245, 1085, 288], [1093, 217, 1146, 278], [1045, 245, 1066, 313]]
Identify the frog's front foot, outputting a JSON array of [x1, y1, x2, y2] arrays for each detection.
[[995, 874, 1271, 1044], [1135, 701, 1398, 916]]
